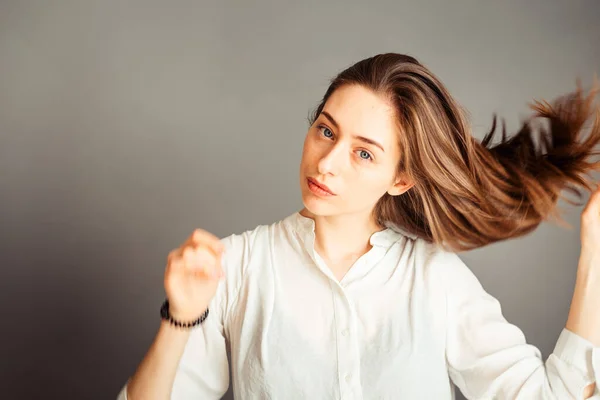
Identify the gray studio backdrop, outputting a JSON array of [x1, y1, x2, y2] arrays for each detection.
[[1, 0, 599, 399]]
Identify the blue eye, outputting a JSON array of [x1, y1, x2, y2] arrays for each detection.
[[318, 124, 373, 162], [358, 150, 372, 160], [320, 126, 333, 138]]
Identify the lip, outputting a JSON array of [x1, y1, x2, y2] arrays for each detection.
[[307, 177, 336, 196]]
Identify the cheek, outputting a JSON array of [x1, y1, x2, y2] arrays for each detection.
[[301, 136, 318, 165], [348, 169, 394, 199], [363, 177, 389, 193]]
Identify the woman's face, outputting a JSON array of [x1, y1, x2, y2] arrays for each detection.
[[299, 84, 411, 219]]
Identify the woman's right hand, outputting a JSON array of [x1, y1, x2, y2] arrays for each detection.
[[164, 229, 225, 321]]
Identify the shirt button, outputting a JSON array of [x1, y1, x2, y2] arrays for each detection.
[[345, 374, 352, 383], [341, 329, 349, 336]]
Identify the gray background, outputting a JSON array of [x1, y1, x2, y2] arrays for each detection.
[[1, 0, 598, 399]]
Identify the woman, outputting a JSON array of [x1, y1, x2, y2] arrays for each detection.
[[118, 53, 600, 399]]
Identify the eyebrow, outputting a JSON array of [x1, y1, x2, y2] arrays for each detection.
[[321, 111, 385, 153]]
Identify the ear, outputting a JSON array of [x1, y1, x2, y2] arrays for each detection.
[[387, 175, 414, 196]]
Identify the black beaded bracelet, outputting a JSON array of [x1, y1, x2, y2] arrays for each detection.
[[160, 299, 209, 329]]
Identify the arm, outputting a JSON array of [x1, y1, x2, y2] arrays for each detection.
[[565, 254, 600, 398], [118, 311, 230, 400], [119, 322, 196, 400], [438, 250, 599, 399], [565, 185, 600, 398], [117, 231, 250, 399]]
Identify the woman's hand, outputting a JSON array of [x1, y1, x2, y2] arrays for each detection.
[[164, 229, 225, 322]]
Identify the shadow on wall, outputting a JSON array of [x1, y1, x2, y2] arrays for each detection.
[[2, 216, 150, 398]]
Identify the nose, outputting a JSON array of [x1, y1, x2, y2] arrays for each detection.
[[317, 144, 344, 176]]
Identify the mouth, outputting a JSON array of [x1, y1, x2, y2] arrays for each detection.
[[307, 177, 336, 196]]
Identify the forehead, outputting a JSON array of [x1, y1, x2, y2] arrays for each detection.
[[322, 85, 398, 144]]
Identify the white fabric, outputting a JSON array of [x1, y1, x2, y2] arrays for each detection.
[[118, 211, 599, 399]]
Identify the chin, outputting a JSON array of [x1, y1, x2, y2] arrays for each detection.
[[300, 192, 337, 217]]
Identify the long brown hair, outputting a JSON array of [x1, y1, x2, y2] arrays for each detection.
[[308, 53, 600, 252]]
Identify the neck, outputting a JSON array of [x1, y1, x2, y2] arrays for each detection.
[[299, 207, 384, 263]]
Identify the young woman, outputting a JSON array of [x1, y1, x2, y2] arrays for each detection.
[[118, 53, 600, 399]]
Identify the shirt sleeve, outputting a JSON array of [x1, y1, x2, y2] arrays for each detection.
[[437, 250, 599, 399], [116, 230, 251, 400]]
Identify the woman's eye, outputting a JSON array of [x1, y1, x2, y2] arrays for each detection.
[[319, 125, 334, 139], [358, 150, 372, 160]]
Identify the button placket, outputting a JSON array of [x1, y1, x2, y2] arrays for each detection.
[[331, 285, 364, 399]]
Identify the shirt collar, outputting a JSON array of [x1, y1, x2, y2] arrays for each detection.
[[286, 211, 405, 249]]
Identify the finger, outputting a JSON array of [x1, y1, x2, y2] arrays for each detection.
[[167, 249, 178, 264], [188, 229, 225, 255], [583, 183, 600, 218], [191, 266, 224, 280], [181, 246, 209, 275], [182, 245, 223, 278], [165, 256, 185, 277], [193, 246, 222, 277]]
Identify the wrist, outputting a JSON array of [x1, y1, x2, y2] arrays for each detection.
[[168, 305, 210, 322], [577, 253, 600, 279], [160, 299, 210, 329]]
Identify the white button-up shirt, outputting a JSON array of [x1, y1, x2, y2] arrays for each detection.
[[118, 211, 600, 399]]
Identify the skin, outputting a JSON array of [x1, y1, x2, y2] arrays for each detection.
[[567, 185, 600, 397], [298, 84, 413, 280]]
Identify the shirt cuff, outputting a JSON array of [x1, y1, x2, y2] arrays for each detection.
[[116, 382, 129, 400], [553, 327, 598, 384]]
